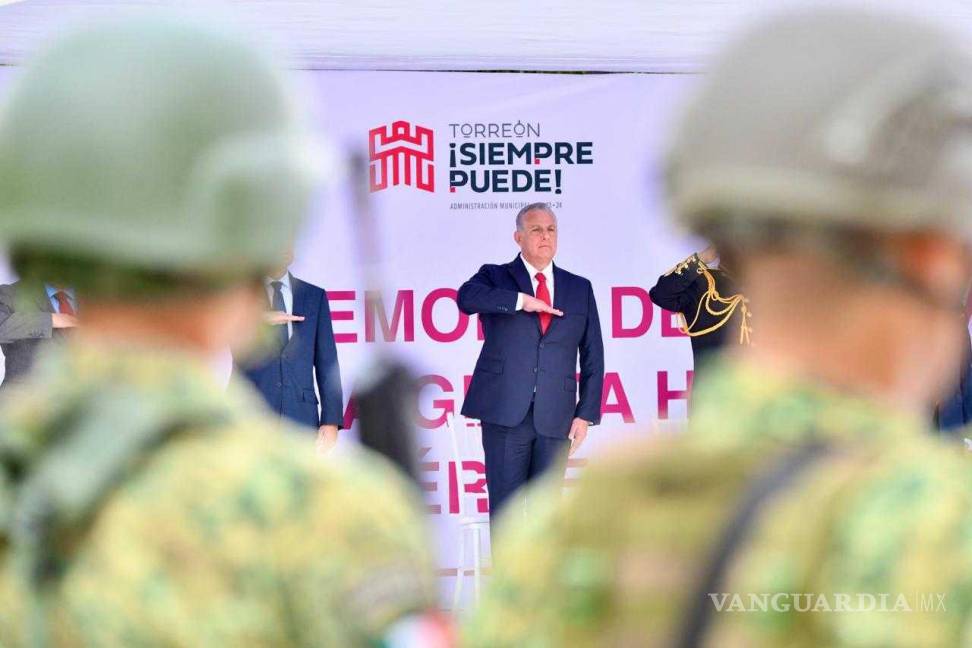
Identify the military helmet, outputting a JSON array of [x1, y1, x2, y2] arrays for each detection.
[[666, 9, 972, 242], [0, 14, 313, 280]]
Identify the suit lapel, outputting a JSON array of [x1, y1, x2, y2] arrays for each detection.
[[506, 256, 534, 297], [34, 284, 55, 314], [282, 273, 304, 355], [546, 264, 569, 335], [507, 256, 542, 334], [34, 283, 66, 340]]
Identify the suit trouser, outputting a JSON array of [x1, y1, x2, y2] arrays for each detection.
[[481, 403, 569, 526]]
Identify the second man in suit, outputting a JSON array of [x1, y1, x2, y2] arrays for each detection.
[[458, 202, 604, 521], [0, 281, 77, 390], [235, 249, 344, 453]]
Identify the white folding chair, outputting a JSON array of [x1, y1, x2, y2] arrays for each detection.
[[446, 412, 490, 613]]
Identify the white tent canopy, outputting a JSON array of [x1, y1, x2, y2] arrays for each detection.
[[1, 0, 972, 72]]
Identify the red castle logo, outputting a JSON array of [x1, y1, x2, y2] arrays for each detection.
[[369, 121, 435, 193]]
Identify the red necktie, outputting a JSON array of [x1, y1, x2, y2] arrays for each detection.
[[535, 272, 552, 335], [54, 291, 75, 316]]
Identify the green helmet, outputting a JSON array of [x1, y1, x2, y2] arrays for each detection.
[[666, 9, 972, 242], [0, 14, 313, 282]]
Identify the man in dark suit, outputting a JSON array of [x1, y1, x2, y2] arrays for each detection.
[[0, 281, 77, 389], [458, 202, 604, 520], [234, 251, 344, 453]]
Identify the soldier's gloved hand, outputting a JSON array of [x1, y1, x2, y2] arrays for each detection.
[[264, 311, 304, 325]]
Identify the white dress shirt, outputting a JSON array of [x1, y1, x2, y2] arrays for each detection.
[[45, 284, 78, 314], [515, 254, 554, 310], [265, 272, 294, 340]]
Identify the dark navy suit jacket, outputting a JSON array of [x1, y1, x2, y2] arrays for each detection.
[[458, 257, 604, 438], [235, 275, 343, 430], [936, 355, 972, 433]]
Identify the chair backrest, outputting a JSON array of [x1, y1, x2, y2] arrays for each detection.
[[445, 411, 489, 519], [445, 412, 467, 518]]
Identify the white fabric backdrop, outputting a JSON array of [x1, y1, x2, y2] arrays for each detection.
[[289, 70, 702, 604], [2, 1, 972, 72]]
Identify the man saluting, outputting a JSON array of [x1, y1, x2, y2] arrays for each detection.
[[458, 202, 604, 522], [649, 244, 751, 378]]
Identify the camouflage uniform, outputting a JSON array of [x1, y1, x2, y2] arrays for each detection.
[[0, 344, 438, 646], [469, 8, 972, 648], [0, 14, 441, 648], [466, 360, 972, 647]]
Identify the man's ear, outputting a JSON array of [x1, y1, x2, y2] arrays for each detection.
[[513, 230, 522, 246]]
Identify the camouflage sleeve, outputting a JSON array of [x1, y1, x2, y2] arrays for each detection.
[[463, 477, 575, 648], [815, 444, 972, 647], [716, 443, 972, 647], [270, 448, 440, 646]]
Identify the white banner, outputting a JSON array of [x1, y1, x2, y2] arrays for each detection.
[[295, 70, 704, 606], [0, 69, 702, 607]]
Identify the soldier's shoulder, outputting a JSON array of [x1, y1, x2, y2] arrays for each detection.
[[579, 434, 751, 486], [553, 435, 762, 537], [738, 432, 972, 561], [129, 416, 420, 526], [844, 433, 972, 504]]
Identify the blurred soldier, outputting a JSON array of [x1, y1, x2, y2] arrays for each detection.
[[649, 244, 750, 377], [0, 281, 77, 390], [468, 9, 972, 648], [0, 16, 446, 648]]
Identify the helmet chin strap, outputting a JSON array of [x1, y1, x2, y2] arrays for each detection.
[[859, 251, 969, 317]]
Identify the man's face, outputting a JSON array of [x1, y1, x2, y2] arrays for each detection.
[[514, 209, 558, 267], [269, 245, 295, 280]]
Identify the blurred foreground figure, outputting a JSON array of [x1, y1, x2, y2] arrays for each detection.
[[469, 9, 972, 647], [0, 16, 444, 648]]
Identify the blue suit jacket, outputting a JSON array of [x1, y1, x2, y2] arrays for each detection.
[[235, 275, 343, 430], [458, 257, 604, 438], [937, 357, 972, 433]]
